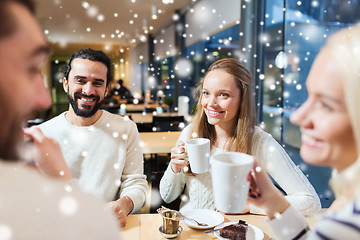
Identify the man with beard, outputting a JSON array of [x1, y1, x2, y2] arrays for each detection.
[[38, 48, 148, 227], [0, 0, 119, 238]]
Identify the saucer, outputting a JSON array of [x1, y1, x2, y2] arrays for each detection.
[[159, 225, 183, 239], [180, 209, 224, 230]]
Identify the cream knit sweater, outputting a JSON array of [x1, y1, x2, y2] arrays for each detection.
[[39, 110, 148, 213], [160, 124, 321, 216], [0, 161, 119, 239]]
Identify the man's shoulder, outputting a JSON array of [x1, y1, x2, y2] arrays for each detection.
[[100, 110, 137, 128], [37, 113, 67, 136], [38, 112, 66, 128], [0, 162, 119, 239]]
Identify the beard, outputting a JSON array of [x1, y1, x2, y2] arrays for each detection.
[[0, 93, 22, 161], [67, 91, 105, 118], [0, 119, 22, 161]]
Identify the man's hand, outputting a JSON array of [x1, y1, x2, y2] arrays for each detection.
[[23, 127, 73, 180], [107, 196, 134, 227]]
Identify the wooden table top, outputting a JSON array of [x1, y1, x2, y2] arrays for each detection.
[[103, 103, 168, 111], [120, 212, 321, 239], [128, 112, 180, 123], [139, 131, 181, 154]]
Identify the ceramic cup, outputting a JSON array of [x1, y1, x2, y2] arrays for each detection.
[[184, 138, 210, 173], [210, 152, 254, 213]]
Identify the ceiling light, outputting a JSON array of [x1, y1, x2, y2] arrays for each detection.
[[162, 0, 174, 4], [151, 5, 157, 20], [82, 1, 89, 9], [142, 18, 148, 31]]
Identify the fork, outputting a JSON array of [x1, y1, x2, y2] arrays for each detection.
[[159, 206, 208, 227]]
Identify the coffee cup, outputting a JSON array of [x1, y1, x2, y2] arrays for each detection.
[[210, 152, 254, 213], [184, 138, 210, 174]]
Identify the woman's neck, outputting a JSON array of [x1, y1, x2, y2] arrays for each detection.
[[214, 125, 233, 150]]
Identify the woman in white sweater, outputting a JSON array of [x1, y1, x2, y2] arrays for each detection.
[[248, 26, 360, 240], [159, 58, 321, 216]]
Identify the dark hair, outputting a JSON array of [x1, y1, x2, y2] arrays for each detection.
[[65, 48, 112, 86], [0, 0, 35, 38]]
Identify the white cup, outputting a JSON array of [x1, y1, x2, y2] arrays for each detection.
[[184, 138, 210, 174], [210, 152, 254, 213], [156, 106, 163, 114]]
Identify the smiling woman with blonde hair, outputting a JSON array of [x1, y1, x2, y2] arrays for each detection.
[[160, 58, 320, 216], [248, 26, 360, 240]]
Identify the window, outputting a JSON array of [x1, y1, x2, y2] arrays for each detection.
[[260, 0, 359, 207], [262, 0, 359, 147]]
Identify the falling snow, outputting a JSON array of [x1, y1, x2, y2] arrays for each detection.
[[33, 0, 359, 210], [59, 196, 78, 216], [0, 225, 12, 240]]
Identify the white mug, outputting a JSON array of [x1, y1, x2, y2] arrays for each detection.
[[184, 138, 210, 174], [211, 152, 254, 213], [156, 106, 163, 114]]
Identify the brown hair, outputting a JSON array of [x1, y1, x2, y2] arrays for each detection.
[[190, 58, 256, 154], [0, 0, 35, 38], [0, 0, 35, 161]]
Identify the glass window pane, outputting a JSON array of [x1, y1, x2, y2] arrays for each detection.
[[282, 0, 358, 147]]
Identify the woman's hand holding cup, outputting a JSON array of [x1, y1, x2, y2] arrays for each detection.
[[247, 159, 290, 219], [170, 141, 188, 173]]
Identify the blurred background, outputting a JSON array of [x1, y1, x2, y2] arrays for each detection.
[[33, 0, 360, 209]]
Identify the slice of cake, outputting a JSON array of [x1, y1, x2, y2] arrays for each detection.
[[219, 220, 248, 240]]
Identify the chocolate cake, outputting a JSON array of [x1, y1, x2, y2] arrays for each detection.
[[219, 220, 248, 240]]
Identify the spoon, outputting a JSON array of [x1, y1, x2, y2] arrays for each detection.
[[158, 206, 208, 227], [178, 211, 208, 227]]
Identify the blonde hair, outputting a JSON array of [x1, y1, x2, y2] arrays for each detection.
[[324, 25, 360, 200], [190, 58, 256, 154]]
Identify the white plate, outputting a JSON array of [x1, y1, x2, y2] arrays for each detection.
[[179, 209, 224, 230], [214, 222, 264, 240]]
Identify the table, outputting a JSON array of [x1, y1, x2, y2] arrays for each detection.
[[102, 103, 168, 113], [139, 131, 181, 154], [120, 213, 321, 239], [129, 112, 180, 124]]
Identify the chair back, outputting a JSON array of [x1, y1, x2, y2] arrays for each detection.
[[152, 115, 185, 132]]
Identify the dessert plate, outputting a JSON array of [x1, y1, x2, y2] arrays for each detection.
[[214, 222, 264, 240], [180, 209, 224, 230]]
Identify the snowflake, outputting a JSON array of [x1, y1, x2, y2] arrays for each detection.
[[59, 196, 78, 216], [81, 151, 88, 157], [0, 225, 12, 240]]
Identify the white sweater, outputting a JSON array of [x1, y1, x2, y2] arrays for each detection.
[[0, 161, 119, 240], [39, 110, 148, 213], [268, 200, 360, 239], [160, 124, 321, 216]]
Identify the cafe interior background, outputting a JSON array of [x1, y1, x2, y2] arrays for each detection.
[[34, 0, 360, 212]]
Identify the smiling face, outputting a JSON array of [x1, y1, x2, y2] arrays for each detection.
[[290, 50, 357, 172], [64, 58, 109, 118], [201, 69, 241, 132], [0, 3, 51, 159]]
